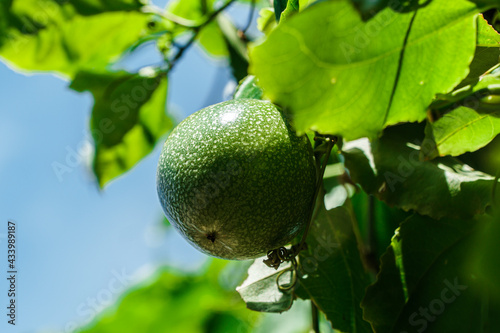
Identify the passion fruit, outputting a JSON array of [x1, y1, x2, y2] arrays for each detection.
[[157, 99, 316, 260]]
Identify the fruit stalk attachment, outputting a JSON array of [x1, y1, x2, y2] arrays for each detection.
[[264, 134, 337, 292]]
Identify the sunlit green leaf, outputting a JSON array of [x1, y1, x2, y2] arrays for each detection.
[[295, 205, 373, 332], [425, 65, 500, 158], [197, 20, 229, 58], [457, 14, 500, 89], [237, 259, 294, 313], [166, 0, 248, 80], [343, 124, 500, 219], [70, 69, 172, 187], [166, 0, 218, 35], [166, 0, 213, 22], [68, 0, 144, 16], [173, 0, 233, 59], [234, 75, 264, 100], [250, 0, 480, 139], [361, 214, 499, 333], [477, 14, 500, 46], [257, 8, 276, 34], [424, 106, 500, 158], [0, 0, 156, 77]]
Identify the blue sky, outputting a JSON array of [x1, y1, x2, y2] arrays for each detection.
[[0, 1, 254, 330]]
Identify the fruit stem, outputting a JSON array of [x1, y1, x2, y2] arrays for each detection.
[[298, 135, 337, 248]]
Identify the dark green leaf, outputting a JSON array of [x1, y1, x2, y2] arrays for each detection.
[[68, 0, 144, 16], [296, 205, 373, 332], [350, 0, 389, 20], [361, 214, 496, 333], [236, 259, 294, 313], [343, 124, 499, 219], [218, 15, 249, 81], [468, 212, 500, 298], [280, 0, 299, 22], [250, 0, 480, 139], [0, 0, 156, 77], [350, 191, 411, 262], [273, 0, 288, 22], [234, 75, 264, 100], [70, 69, 172, 187]]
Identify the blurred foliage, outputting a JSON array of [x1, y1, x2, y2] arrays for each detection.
[[70, 70, 171, 187], [77, 260, 257, 333], [78, 259, 326, 333]]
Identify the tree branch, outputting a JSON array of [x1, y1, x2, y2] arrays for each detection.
[[165, 0, 237, 71]]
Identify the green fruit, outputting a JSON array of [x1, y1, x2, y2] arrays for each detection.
[[157, 99, 316, 260]]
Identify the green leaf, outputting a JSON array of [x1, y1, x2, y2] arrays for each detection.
[[273, 0, 288, 22], [257, 7, 277, 34], [350, 0, 389, 20], [70, 69, 172, 187], [186, 1, 238, 60], [295, 205, 373, 332], [250, 0, 480, 139], [68, 0, 144, 16], [280, 0, 299, 22], [361, 214, 495, 333], [457, 14, 500, 89], [234, 75, 264, 100], [424, 106, 500, 158], [0, 0, 155, 77], [477, 14, 500, 46], [166, 0, 214, 24], [236, 259, 294, 313], [350, 191, 411, 262], [162, 216, 171, 228], [78, 260, 258, 333], [217, 15, 249, 81], [468, 212, 500, 298], [342, 124, 499, 219], [197, 20, 229, 58], [425, 67, 500, 158]]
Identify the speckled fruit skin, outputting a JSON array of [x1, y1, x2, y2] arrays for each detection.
[[157, 99, 316, 260]]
